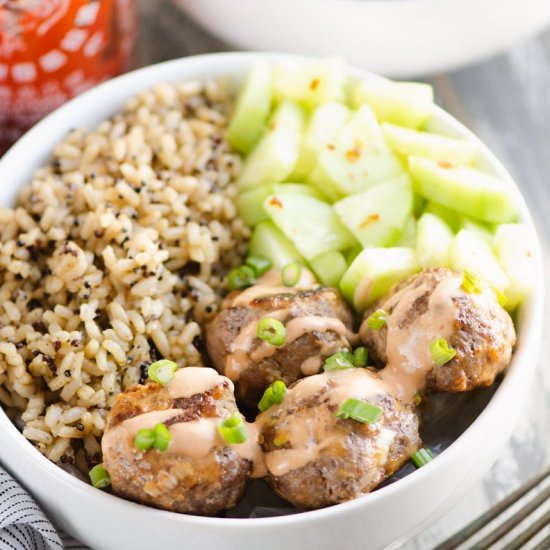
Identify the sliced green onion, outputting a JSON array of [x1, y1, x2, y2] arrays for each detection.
[[323, 350, 354, 372], [366, 309, 388, 330], [414, 392, 423, 407], [491, 284, 508, 308], [336, 398, 383, 424], [281, 262, 302, 287], [462, 269, 483, 294], [258, 380, 287, 412], [353, 347, 368, 368], [411, 447, 435, 468], [152, 423, 172, 452], [273, 434, 287, 447], [148, 359, 178, 386], [257, 317, 286, 346], [134, 428, 155, 451], [219, 412, 248, 444], [89, 463, 110, 489], [429, 338, 457, 367], [245, 255, 272, 277], [227, 265, 256, 290]]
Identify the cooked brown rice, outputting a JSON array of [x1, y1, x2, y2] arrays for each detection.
[[0, 79, 248, 475]]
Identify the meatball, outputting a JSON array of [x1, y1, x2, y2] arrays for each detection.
[[206, 269, 356, 407], [359, 267, 516, 398], [102, 367, 262, 515], [258, 368, 421, 509]]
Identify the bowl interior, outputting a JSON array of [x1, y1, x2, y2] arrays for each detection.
[[0, 52, 543, 531]]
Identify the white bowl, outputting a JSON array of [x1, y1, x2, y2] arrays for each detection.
[[175, 0, 550, 77], [0, 52, 544, 550]]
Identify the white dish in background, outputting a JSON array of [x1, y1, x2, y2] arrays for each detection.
[[175, 0, 550, 77], [0, 52, 544, 550]]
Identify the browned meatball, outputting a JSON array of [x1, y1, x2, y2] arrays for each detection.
[[258, 368, 421, 509], [206, 269, 356, 407], [102, 367, 261, 515], [359, 267, 516, 395]]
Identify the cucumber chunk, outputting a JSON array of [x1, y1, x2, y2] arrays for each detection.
[[333, 174, 413, 248], [494, 224, 536, 309], [450, 229, 509, 294], [237, 101, 305, 191], [462, 217, 494, 244], [309, 250, 348, 288], [410, 156, 519, 223], [381, 122, 477, 166], [416, 213, 454, 268], [340, 247, 419, 311], [292, 102, 350, 180], [423, 201, 463, 232], [393, 216, 417, 248], [237, 183, 324, 227], [248, 221, 303, 269], [351, 80, 434, 129], [308, 105, 404, 199], [273, 57, 346, 108], [227, 61, 272, 153], [263, 193, 357, 261]]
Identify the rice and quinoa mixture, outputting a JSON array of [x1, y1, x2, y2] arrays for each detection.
[[0, 79, 248, 475]]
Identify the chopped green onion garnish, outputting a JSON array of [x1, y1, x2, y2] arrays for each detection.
[[414, 392, 423, 407], [152, 423, 172, 452], [323, 350, 354, 372], [148, 359, 178, 386], [227, 265, 256, 290], [429, 338, 457, 367], [353, 347, 368, 368], [219, 412, 248, 445], [134, 428, 155, 451], [336, 398, 383, 424], [281, 262, 302, 287], [273, 434, 287, 447], [462, 269, 483, 294], [257, 317, 286, 346], [89, 463, 110, 489], [245, 255, 272, 277], [258, 380, 287, 412], [411, 447, 435, 468], [491, 284, 508, 308], [366, 309, 388, 330]]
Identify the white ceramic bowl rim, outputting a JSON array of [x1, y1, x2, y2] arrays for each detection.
[[0, 51, 544, 531]]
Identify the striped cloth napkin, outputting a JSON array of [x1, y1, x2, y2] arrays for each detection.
[[0, 465, 87, 550]]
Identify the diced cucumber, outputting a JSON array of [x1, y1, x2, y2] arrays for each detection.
[[263, 193, 357, 261], [227, 61, 272, 153], [416, 213, 454, 268], [292, 102, 350, 180], [340, 247, 419, 311], [308, 105, 404, 199], [237, 101, 306, 191], [450, 229, 509, 294], [494, 224, 536, 309], [248, 221, 303, 269], [333, 174, 413, 247], [273, 57, 346, 108], [423, 201, 463, 232], [410, 157, 519, 223], [462, 217, 494, 244], [344, 245, 363, 265], [237, 183, 325, 227], [381, 122, 477, 166], [351, 80, 434, 129], [393, 216, 417, 248], [309, 250, 348, 288]]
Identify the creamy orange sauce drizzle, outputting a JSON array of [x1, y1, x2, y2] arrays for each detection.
[[167, 367, 233, 399], [230, 268, 318, 307], [363, 271, 463, 403]]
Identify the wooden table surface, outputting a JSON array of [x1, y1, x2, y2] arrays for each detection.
[[137, 1, 550, 548]]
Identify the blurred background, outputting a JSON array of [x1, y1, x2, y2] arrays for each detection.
[[1, 0, 549, 547]]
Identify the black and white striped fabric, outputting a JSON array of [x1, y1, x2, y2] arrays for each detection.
[[0, 465, 87, 550]]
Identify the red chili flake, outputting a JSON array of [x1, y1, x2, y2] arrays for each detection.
[[359, 214, 380, 228], [327, 143, 336, 151], [309, 78, 320, 91], [269, 197, 284, 208], [438, 160, 454, 169]]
